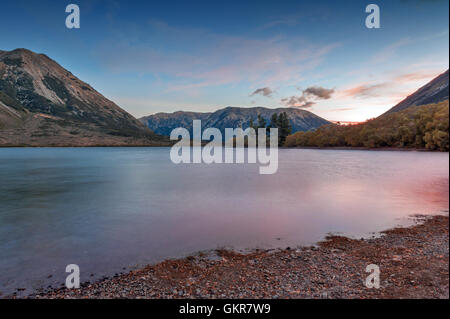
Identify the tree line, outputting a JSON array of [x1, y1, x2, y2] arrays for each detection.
[[249, 112, 292, 146], [285, 101, 449, 151]]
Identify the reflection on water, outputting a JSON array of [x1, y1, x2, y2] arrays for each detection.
[[0, 147, 448, 295]]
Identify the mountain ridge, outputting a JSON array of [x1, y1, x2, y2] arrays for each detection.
[[384, 69, 449, 115], [140, 106, 331, 136], [0, 48, 168, 146]]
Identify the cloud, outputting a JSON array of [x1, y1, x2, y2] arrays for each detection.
[[341, 83, 391, 98], [340, 69, 441, 100], [370, 38, 411, 64], [250, 87, 274, 97], [330, 107, 355, 112], [281, 85, 334, 108], [94, 20, 340, 93], [260, 16, 300, 30], [394, 70, 442, 83], [303, 86, 335, 99], [281, 96, 315, 108]]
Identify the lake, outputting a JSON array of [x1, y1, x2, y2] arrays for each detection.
[[0, 147, 448, 295]]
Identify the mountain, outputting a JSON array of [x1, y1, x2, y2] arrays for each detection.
[[384, 69, 449, 114], [139, 106, 330, 136], [0, 48, 168, 146]]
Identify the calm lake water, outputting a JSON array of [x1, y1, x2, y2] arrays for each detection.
[[0, 147, 448, 295]]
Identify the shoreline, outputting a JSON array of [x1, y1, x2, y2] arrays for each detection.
[[14, 214, 449, 299], [0, 143, 173, 148], [282, 146, 442, 152], [1, 145, 447, 152]]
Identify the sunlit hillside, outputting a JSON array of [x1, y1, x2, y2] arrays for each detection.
[[285, 100, 449, 151]]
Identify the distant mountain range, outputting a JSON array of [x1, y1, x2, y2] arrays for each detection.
[[384, 69, 449, 114], [139, 106, 330, 136], [0, 48, 167, 146]]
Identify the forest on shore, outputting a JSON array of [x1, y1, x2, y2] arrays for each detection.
[[285, 101, 449, 151]]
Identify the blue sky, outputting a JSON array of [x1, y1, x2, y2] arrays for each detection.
[[1, 0, 448, 121]]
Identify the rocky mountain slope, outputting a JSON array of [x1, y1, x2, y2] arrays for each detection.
[[384, 69, 449, 114], [0, 48, 168, 146], [140, 106, 330, 136]]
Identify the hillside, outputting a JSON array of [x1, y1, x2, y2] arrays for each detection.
[[140, 106, 330, 136], [285, 100, 449, 151], [384, 70, 449, 114], [0, 48, 168, 146]]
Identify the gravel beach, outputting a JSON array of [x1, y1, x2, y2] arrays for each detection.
[[16, 215, 450, 299]]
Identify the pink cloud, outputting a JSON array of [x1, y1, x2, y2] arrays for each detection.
[[394, 70, 443, 84], [339, 68, 443, 100], [340, 83, 391, 98]]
